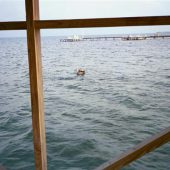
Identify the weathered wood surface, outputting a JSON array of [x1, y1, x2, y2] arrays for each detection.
[[95, 127, 170, 170], [0, 16, 170, 31], [25, 0, 47, 170], [0, 21, 26, 30], [35, 16, 170, 29]]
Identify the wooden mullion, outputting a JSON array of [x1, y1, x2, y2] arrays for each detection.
[[25, 0, 47, 170]]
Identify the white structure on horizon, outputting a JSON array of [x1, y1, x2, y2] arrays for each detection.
[[67, 35, 82, 41]]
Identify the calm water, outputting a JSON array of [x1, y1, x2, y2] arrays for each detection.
[[0, 37, 170, 170]]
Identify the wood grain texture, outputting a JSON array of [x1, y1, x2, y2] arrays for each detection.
[[0, 16, 169, 31], [0, 21, 26, 30], [25, 0, 47, 170], [35, 16, 170, 29], [95, 127, 170, 170]]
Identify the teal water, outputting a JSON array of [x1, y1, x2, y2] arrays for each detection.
[[0, 37, 170, 170]]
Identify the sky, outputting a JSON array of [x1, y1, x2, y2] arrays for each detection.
[[0, 0, 170, 37]]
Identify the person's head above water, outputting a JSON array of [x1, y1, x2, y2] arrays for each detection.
[[77, 68, 85, 75]]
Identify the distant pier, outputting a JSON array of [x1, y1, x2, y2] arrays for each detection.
[[60, 34, 170, 42]]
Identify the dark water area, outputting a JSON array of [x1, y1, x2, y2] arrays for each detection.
[[0, 37, 170, 170]]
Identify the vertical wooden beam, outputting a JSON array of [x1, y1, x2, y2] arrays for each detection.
[[25, 0, 47, 170]]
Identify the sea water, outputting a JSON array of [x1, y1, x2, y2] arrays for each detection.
[[0, 37, 170, 170]]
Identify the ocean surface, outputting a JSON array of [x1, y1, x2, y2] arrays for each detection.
[[0, 37, 170, 170]]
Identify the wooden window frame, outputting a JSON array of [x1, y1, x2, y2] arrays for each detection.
[[0, 0, 170, 170]]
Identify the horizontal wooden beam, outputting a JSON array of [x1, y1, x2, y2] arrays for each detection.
[[0, 16, 170, 31], [95, 127, 170, 170], [0, 21, 26, 30], [35, 16, 170, 29]]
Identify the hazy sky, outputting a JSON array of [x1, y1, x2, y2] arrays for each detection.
[[0, 0, 170, 37]]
